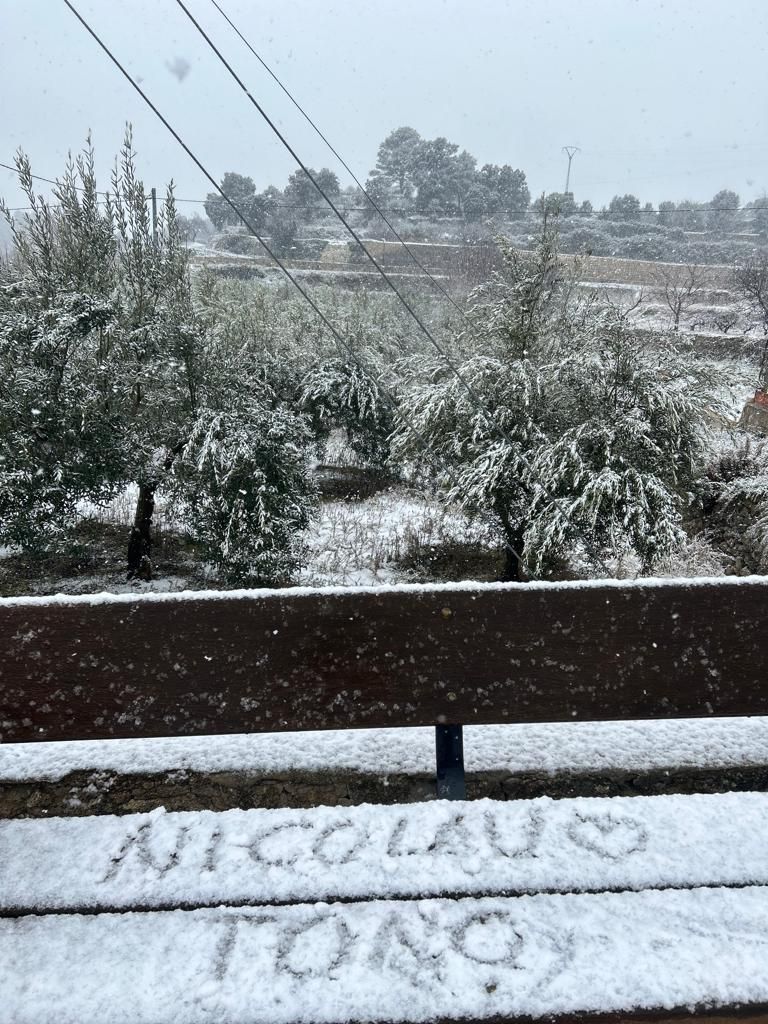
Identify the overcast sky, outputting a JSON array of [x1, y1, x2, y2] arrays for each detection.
[[2, 0, 767, 215]]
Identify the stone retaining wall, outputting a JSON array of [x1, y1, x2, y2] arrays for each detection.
[[3, 765, 767, 818]]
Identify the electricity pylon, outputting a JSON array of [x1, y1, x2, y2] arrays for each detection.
[[562, 146, 580, 194]]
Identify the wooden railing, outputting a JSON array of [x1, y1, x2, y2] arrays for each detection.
[[2, 577, 767, 792]]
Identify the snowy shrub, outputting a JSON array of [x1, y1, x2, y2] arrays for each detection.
[[264, 211, 298, 258], [300, 360, 396, 468], [614, 234, 675, 261], [604, 220, 668, 238], [290, 238, 329, 261], [0, 284, 125, 549], [213, 232, 265, 257], [173, 397, 316, 586], [652, 534, 726, 578], [703, 434, 768, 572], [559, 227, 612, 257]]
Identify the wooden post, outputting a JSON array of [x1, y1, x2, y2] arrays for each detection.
[[151, 187, 158, 246]]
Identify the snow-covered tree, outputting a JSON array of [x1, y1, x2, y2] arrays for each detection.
[[708, 189, 740, 232], [300, 360, 394, 468], [748, 193, 768, 234], [411, 138, 477, 217], [393, 229, 725, 580], [477, 164, 530, 220], [0, 143, 128, 549], [703, 434, 768, 573], [653, 262, 704, 332], [204, 172, 274, 231], [364, 128, 531, 223], [0, 286, 124, 548], [462, 185, 490, 223], [665, 200, 709, 232], [606, 194, 642, 221], [366, 126, 421, 204], [0, 132, 316, 585], [173, 392, 315, 585], [283, 167, 340, 220], [533, 192, 578, 219], [176, 212, 213, 244], [267, 210, 299, 257]]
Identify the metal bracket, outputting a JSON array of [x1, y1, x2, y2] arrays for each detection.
[[435, 724, 466, 800]]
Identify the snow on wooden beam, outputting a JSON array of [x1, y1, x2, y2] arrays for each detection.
[[3, 791, 768, 915], [3, 887, 768, 1023]]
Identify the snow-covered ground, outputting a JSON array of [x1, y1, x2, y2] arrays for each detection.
[[4, 484, 497, 597], [14, 451, 747, 598], [299, 487, 496, 587]]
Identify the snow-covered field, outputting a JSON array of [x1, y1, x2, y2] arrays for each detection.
[[299, 487, 497, 587], [0, 483, 499, 597]]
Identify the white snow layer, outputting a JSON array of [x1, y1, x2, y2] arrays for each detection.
[[2, 716, 768, 782], [3, 888, 768, 1022], [3, 792, 768, 912], [1, 571, 766, 606], [4, 792, 768, 1022]]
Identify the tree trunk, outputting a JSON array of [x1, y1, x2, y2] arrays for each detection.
[[125, 443, 186, 581], [502, 544, 520, 582], [127, 482, 155, 581], [498, 515, 527, 583], [759, 330, 768, 390]]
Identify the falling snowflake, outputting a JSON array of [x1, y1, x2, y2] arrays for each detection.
[[166, 56, 191, 82]]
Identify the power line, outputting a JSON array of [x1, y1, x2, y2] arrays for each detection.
[[58, 0, 528, 576], [173, 0, 614, 577], [0, 159, 112, 197], [207, 0, 472, 325], [4, 201, 111, 213], [172, 198, 765, 214], [7, 197, 762, 215], [173, 0, 484, 392], [4, 158, 761, 216], [51, 2, 716, 580]]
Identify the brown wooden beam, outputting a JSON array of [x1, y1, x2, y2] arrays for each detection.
[[1, 579, 767, 743], [429, 1008, 768, 1024]]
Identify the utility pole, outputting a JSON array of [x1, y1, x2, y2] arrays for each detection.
[[150, 187, 158, 246], [562, 146, 580, 195]]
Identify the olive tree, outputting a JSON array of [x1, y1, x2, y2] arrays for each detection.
[[394, 231, 724, 580], [0, 132, 316, 585]]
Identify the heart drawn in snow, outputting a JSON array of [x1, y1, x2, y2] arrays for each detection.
[[566, 812, 649, 861]]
